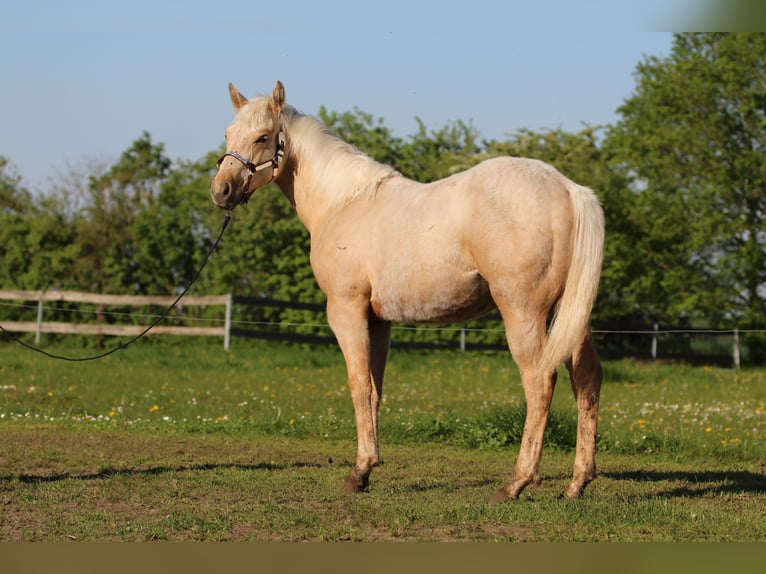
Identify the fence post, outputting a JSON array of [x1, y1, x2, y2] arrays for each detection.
[[460, 323, 466, 353], [651, 323, 658, 362], [733, 327, 740, 370], [224, 293, 233, 351], [96, 304, 103, 349], [35, 291, 44, 345]]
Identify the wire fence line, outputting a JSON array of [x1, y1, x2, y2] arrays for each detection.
[[594, 327, 766, 335], [2, 291, 765, 368], [3, 299, 766, 334]]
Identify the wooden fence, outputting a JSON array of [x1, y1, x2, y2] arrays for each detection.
[[0, 290, 233, 350], [1, 289, 762, 367]]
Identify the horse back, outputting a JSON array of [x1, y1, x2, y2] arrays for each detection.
[[311, 156, 577, 323]]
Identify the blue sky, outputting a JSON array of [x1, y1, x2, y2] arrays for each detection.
[[0, 1, 691, 191]]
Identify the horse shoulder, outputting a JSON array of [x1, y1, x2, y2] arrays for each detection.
[[308, 206, 375, 300]]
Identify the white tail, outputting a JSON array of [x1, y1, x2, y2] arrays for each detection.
[[537, 182, 605, 374]]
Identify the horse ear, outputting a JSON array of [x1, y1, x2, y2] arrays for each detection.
[[228, 82, 248, 112], [270, 80, 286, 115]]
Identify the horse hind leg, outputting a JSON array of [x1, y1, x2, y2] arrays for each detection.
[[492, 301, 557, 502], [563, 332, 602, 498]]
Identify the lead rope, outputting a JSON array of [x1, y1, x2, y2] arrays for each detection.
[[0, 212, 232, 362]]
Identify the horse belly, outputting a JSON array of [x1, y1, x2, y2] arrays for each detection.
[[370, 268, 494, 323]]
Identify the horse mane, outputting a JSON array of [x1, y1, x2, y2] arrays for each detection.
[[280, 105, 399, 206]]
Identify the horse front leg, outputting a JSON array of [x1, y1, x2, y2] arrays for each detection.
[[327, 296, 391, 492]]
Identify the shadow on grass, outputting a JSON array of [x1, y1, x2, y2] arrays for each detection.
[[3, 460, 329, 486], [601, 468, 766, 497]]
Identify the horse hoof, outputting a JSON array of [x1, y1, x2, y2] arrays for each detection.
[[342, 471, 369, 493], [488, 487, 518, 505], [492, 476, 531, 503], [563, 474, 594, 499], [562, 484, 585, 499]]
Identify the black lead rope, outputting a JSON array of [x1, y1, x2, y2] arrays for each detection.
[[0, 212, 232, 362]]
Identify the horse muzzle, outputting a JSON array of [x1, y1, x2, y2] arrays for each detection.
[[210, 176, 253, 210]]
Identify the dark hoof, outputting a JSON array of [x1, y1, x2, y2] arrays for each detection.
[[488, 487, 518, 505], [342, 471, 370, 493]]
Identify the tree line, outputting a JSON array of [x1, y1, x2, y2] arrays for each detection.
[[2, 34, 765, 360]]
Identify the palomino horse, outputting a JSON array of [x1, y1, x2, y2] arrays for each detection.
[[211, 81, 605, 500]]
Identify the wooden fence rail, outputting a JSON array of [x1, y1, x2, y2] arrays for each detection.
[[0, 290, 233, 350]]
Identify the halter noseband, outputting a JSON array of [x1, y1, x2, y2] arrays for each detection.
[[216, 131, 286, 204]]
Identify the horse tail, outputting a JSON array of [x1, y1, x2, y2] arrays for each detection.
[[537, 181, 604, 375]]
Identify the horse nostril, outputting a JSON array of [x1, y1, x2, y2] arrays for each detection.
[[211, 180, 234, 208]]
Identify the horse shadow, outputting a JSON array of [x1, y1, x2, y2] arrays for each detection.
[[601, 468, 766, 498], [4, 460, 328, 486], [399, 469, 766, 499], [6, 462, 764, 500]]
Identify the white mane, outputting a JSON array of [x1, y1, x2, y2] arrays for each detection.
[[280, 105, 399, 206]]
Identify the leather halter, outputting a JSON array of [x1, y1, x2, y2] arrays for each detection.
[[216, 131, 286, 204]]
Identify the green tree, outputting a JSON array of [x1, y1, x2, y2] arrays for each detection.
[[0, 156, 30, 215], [131, 152, 219, 296], [319, 107, 481, 182], [318, 106, 403, 166], [608, 33, 766, 328], [0, 157, 34, 290], [0, 158, 78, 292], [74, 131, 172, 293], [398, 118, 481, 182]]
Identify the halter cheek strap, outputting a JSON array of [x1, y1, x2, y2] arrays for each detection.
[[217, 130, 286, 180]]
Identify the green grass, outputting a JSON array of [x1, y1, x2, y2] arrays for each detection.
[[1, 340, 765, 541]]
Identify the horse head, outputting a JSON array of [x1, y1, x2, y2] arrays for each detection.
[[210, 81, 286, 210]]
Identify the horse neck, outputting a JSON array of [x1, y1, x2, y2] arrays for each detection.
[[274, 113, 397, 234], [274, 154, 327, 234]]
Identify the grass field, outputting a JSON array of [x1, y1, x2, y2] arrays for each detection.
[[1, 339, 765, 541]]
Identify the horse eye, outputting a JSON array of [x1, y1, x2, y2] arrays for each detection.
[[255, 134, 269, 144]]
